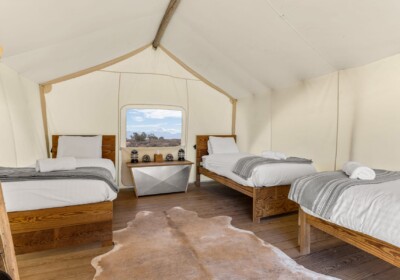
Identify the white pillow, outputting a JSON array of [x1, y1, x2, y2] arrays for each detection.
[[207, 140, 213, 155], [57, 135, 102, 159], [209, 136, 239, 154]]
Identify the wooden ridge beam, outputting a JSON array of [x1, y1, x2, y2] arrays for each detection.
[[39, 85, 50, 157], [153, 0, 181, 49]]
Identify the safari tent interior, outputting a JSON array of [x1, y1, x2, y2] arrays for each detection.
[[0, 1, 400, 279]]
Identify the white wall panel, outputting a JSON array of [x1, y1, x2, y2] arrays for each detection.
[[271, 73, 338, 171], [47, 71, 119, 136], [337, 54, 400, 170], [236, 94, 272, 154], [269, 52, 400, 172], [118, 74, 187, 108], [187, 81, 232, 182], [0, 63, 46, 167], [0, 68, 17, 166]]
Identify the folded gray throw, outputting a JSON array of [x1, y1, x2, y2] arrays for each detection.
[[289, 169, 400, 219], [232, 156, 312, 180], [0, 166, 118, 193]]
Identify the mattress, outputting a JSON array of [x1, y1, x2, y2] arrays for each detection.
[[302, 179, 400, 247], [202, 153, 316, 187], [2, 158, 118, 212]]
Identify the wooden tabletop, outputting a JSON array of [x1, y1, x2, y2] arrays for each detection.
[[126, 160, 193, 168]]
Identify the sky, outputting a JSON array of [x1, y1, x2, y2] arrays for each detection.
[[126, 109, 182, 139]]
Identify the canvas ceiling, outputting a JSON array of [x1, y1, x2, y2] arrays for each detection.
[[2, 0, 400, 98]]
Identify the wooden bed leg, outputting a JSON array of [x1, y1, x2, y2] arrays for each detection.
[[299, 208, 311, 255], [102, 240, 114, 247], [253, 216, 261, 223], [195, 169, 201, 187], [252, 190, 261, 223], [298, 211, 301, 246]]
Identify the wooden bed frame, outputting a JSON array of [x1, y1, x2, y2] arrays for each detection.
[[0, 184, 20, 279], [298, 208, 400, 268], [196, 135, 298, 223], [7, 135, 115, 254]]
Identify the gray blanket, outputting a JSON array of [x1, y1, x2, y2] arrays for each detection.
[[289, 169, 400, 219], [0, 166, 118, 193], [232, 156, 312, 180]]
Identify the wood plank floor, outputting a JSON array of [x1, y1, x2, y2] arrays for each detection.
[[16, 183, 400, 279]]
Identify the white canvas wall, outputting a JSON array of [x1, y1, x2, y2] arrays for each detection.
[[47, 71, 120, 136], [236, 94, 272, 154], [271, 73, 338, 171], [46, 47, 232, 186], [336, 54, 400, 170], [0, 63, 46, 167], [270, 52, 400, 172]]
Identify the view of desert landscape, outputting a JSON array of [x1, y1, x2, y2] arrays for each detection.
[[126, 132, 181, 147]]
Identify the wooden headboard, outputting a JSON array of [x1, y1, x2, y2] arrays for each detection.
[[51, 135, 116, 164], [196, 135, 237, 167]]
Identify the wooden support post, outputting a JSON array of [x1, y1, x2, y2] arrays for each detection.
[[299, 208, 311, 255], [152, 0, 181, 49], [39, 85, 51, 158], [231, 99, 237, 134], [0, 184, 20, 280], [0, 46, 3, 59], [42, 84, 52, 94]]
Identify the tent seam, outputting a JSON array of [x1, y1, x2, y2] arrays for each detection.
[[98, 70, 199, 81], [117, 73, 122, 185], [334, 71, 340, 170]]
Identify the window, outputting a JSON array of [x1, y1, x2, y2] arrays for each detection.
[[126, 108, 183, 147]]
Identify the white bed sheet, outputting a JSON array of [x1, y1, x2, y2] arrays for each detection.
[[302, 179, 400, 247], [202, 153, 316, 187], [2, 158, 118, 212]]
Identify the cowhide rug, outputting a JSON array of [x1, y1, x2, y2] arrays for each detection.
[[92, 207, 338, 280]]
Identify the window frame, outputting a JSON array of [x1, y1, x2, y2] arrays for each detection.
[[120, 104, 186, 149]]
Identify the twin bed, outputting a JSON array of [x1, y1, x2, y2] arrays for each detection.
[[294, 173, 400, 267], [196, 135, 315, 222], [196, 135, 400, 267], [1, 135, 117, 254]]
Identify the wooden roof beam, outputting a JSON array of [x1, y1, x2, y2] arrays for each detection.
[[152, 0, 181, 49]]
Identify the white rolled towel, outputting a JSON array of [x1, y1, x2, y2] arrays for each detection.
[[35, 157, 77, 172], [260, 151, 287, 160], [342, 161, 376, 180]]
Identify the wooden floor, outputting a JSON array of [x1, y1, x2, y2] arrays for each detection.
[[17, 183, 400, 280]]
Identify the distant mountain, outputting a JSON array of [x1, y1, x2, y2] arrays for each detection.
[[127, 130, 181, 140]]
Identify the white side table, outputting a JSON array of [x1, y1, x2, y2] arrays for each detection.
[[127, 161, 193, 197]]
